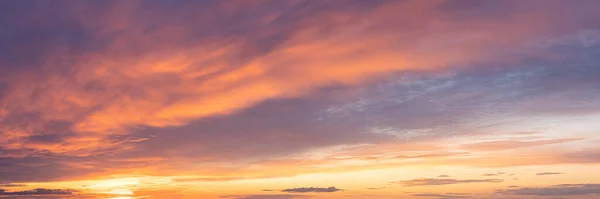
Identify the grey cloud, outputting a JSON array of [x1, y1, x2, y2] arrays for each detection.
[[0, 184, 24, 188], [498, 184, 600, 196], [324, 43, 600, 137], [281, 187, 341, 193], [482, 172, 506, 176], [412, 193, 470, 199], [0, 156, 92, 183], [537, 172, 563, 176], [0, 188, 75, 195], [366, 187, 387, 190], [559, 148, 600, 164], [221, 195, 309, 199], [397, 178, 503, 187], [124, 94, 395, 161]]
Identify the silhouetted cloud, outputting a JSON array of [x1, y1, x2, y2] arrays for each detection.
[[482, 172, 506, 176], [498, 184, 600, 196], [281, 187, 341, 193], [397, 178, 503, 187], [536, 172, 563, 176], [0, 188, 75, 195], [221, 195, 309, 199], [412, 193, 470, 198], [0, 184, 25, 188], [366, 187, 387, 190]]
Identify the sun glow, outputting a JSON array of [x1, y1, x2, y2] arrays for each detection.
[[86, 178, 139, 188], [107, 188, 134, 195], [83, 178, 139, 195]]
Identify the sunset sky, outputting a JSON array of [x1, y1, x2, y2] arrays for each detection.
[[1, 0, 600, 199]]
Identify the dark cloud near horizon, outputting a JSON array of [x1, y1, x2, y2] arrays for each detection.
[[397, 178, 503, 187], [412, 193, 470, 199], [482, 172, 506, 177], [537, 172, 564, 176], [366, 187, 387, 190], [0, 188, 74, 195], [0, 184, 24, 188], [280, 187, 341, 193], [482, 174, 496, 177], [498, 184, 600, 196], [220, 194, 309, 199]]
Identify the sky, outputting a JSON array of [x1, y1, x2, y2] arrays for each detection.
[[1, 0, 600, 198]]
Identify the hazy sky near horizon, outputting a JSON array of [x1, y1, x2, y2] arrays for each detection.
[[1, 0, 600, 198]]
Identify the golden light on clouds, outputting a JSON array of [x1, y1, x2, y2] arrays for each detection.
[[0, 0, 600, 199]]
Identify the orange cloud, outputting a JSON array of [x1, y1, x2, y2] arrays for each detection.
[[2, 1, 600, 189], [0, 1, 580, 151]]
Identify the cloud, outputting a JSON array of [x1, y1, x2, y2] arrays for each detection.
[[396, 178, 503, 187], [1, 0, 598, 157], [280, 187, 341, 193], [482, 172, 506, 176], [412, 193, 470, 199], [460, 138, 583, 151], [221, 195, 309, 199], [498, 184, 600, 196], [0, 188, 75, 195], [366, 187, 387, 190], [536, 172, 563, 176], [437, 175, 450, 178], [0, 184, 25, 188], [0, 0, 600, 185]]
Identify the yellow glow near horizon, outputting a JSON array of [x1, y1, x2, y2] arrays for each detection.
[[84, 178, 138, 195], [107, 188, 134, 195], [86, 178, 139, 188]]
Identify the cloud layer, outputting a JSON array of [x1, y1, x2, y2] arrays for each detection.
[[498, 184, 600, 196], [0, 188, 74, 195], [281, 187, 341, 193], [0, 1, 599, 199], [397, 178, 503, 187]]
